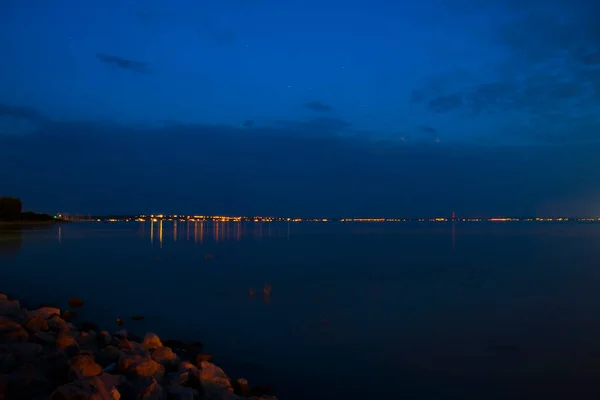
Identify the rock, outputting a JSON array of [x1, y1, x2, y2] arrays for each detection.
[[198, 361, 233, 399], [0, 316, 28, 342], [116, 353, 164, 379], [166, 385, 199, 400], [79, 321, 98, 332], [232, 378, 249, 396], [0, 343, 42, 363], [194, 353, 213, 365], [248, 396, 278, 400], [23, 314, 49, 333], [68, 354, 103, 379], [97, 346, 123, 367], [8, 362, 36, 386], [142, 333, 162, 350], [152, 346, 177, 364], [48, 316, 69, 333], [0, 294, 7, 301], [119, 377, 164, 400], [118, 338, 134, 351], [56, 334, 79, 351], [0, 349, 17, 373], [51, 379, 121, 400], [61, 310, 78, 322], [31, 331, 56, 345], [30, 307, 61, 320], [0, 299, 22, 318], [97, 331, 112, 347], [134, 358, 165, 380]]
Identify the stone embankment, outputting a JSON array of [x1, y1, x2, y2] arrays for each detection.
[[0, 293, 278, 400]]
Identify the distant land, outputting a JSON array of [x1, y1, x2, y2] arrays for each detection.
[[55, 213, 600, 223], [0, 196, 68, 225]]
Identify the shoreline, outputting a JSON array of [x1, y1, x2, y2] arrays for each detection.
[[0, 220, 70, 228], [0, 293, 278, 400]]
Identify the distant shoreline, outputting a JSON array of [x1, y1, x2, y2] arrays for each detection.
[[0, 220, 70, 227]]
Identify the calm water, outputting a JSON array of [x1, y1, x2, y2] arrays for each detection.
[[2, 221, 600, 399]]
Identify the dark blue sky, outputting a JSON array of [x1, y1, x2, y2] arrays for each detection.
[[1, 0, 599, 216]]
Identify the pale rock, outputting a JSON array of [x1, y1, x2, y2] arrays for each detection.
[[56, 334, 79, 350], [142, 332, 162, 350], [29, 307, 61, 320], [198, 361, 234, 400], [68, 354, 103, 378], [151, 346, 177, 364]]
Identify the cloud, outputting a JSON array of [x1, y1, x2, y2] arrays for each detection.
[[2, 103, 600, 216], [305, 101, 334, 112], [419, 125, 437, 135], [428, 94, 462, 113], [96, 54, 150, 73]]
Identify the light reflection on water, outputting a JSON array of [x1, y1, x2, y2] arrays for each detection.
[[2, 222, 600, 399]]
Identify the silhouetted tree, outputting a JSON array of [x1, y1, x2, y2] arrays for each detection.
[[0, 197, 23, 221]]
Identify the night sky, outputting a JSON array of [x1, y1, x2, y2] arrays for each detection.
[[1, 0, 600, 216]]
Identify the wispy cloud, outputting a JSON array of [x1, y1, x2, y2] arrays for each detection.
[[96, 54, 150, 73], [305, 101, 334, 112]]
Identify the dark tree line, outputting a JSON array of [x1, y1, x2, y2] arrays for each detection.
[[0, 196, 23, 221]]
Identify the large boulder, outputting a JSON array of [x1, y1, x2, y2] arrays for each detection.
[[29, 307, 61, 320], [142, 333, 163, 350], [198, 361, 235, 400], [0, 299, 23, 319], [23, 314, 49, 333], [0, 316, 28, 342], [68, 354, 103, 379]]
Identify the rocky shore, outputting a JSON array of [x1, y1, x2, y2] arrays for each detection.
[[0, 293, 278, 400]]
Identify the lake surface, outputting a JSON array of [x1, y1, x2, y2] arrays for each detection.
[[2, 221, 600, 399]]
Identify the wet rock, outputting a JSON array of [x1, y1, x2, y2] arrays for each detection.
[[152, 346, 177, 364], [142, 333, 162, 350], [68, 354, 103, 379], [23, 314, 49, 333], [30, 307, 61, 320], [0, 316, 29, 342]]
